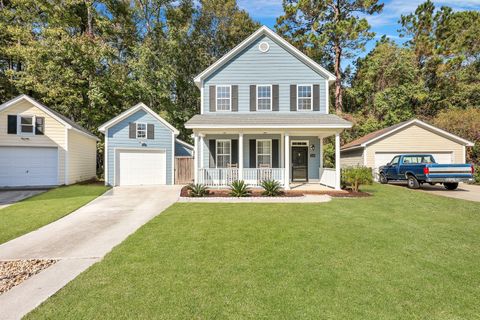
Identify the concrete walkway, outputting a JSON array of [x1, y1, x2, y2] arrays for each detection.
[[0, 185, 181, 320]]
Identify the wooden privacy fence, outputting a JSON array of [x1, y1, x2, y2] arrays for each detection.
[[175, 156, 194, 184]]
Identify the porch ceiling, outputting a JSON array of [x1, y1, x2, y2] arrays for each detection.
[[185, 113, 352, 130]]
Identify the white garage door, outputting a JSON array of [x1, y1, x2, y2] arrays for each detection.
[[117, 149, 166, 186], [0, 147, 58, 187], [374, 152, 453, 178]]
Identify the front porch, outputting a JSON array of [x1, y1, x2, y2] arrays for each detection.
[[192, 131, 342, 190]]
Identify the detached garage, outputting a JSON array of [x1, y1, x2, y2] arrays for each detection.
[[0, 95, 98, 187], [341, 119, 474, 179]]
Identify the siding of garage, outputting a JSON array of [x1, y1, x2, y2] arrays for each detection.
[[340, 148, 364, 168], [0, 100, 67, 185], [106, 109, 174, 186], [364, 124, 464, 167], [67, 130, 97, 184]]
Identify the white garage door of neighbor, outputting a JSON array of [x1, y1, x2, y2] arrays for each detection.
[[0, 147, 58, 187], [117, 150, 167, 186], [374, 152, 453, 175]]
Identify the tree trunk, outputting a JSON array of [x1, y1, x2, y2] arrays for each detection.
[[85, 0, 93, 36], [334, 43, 343, 114]]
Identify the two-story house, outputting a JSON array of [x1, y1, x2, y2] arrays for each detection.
[[185, 26, 352, 190]]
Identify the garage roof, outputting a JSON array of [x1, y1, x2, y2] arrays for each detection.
[[341, 119, 474, 151]]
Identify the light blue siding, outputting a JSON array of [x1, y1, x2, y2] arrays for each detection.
[[203, 35, 328, 114], [175, 140, 193, 157], [200, 134, 321, 180], [106, 110, 174, 186]]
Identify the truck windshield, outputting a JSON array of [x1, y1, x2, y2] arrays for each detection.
[[402, 155, 436, 164]]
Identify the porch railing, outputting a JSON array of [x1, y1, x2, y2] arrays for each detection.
[[319, 168, 336, 189], [198, 168, 284, 187]]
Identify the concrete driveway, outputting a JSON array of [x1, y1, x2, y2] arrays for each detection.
[[0, 190, 46, 209], [418, 183, 480, 203], [0, 185, 182, 320]]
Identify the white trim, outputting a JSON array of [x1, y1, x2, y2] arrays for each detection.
[[175, 138, 194, 151], [105, 128, 109, 186], [297, 84, 313, 111], [200, 81, 204, 114], [256, 139, 272, 167], [215, 139, 232, 168], [64, 127, 69, 185], [215, 85, 232, 112], [136, 122, 147, 139], [98, 102, 179, 135], [193, 134, 199, 183], [256, 84, 272, 111], [0, 94, 98, 141], [186, 124, 352, 129], [360, 119, 474, 148], [238, 133, 244, 180], [284, 133, 290, 190], [463, 145, 466, 163], [193, 26, 335, 86], [17, 114, 35, 136]]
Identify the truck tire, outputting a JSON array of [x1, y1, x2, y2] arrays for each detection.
[[379, 173, 388, 184], [407, 175, 420, 189], [444, 183, 459, 190]]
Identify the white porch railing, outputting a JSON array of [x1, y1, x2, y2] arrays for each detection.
[[319, 168, 336, 188], [198, 168, 284, 187]]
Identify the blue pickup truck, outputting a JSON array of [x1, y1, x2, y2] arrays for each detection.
[[378, 154, 474, 190]]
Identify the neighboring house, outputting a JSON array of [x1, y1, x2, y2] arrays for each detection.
[[99, 103, 183, 186], [185, 26, 352, 190], [0, 94, 98, 187], [341, 119, 475, 178], [175, 138, 194, 157]]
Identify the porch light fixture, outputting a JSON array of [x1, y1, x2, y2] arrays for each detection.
[[310, 144, 315, 152]]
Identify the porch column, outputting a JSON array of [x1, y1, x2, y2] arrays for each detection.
[[199, 134, 205, 169], [193, 133, 199, 184], [284, 133, 290, 190], [335, 133, 341, 190], [238, 133, 244, 180], [319, 136, 323, 183]]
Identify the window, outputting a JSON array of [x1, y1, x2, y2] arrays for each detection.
[[216, 86, 231, 111], [257, 85, 272, 111], [402, 155, 435, 164], [19, 116, 34, 134], [257, 140, 272, 167], [136, 123, 146, 139], [297, 85, 312, 110], [216, 140, 231, 168], [390, 156, 400, 165]]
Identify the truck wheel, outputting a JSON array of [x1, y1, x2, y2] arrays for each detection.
[[407, 175, 420, 189], [379, 173, 388, 184], [444, 183, 459, 190]]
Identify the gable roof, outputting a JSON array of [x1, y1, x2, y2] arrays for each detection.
[[0, 94, 98, 140], [341, 119, 474, 151], [193, 25, 336, 87], [98, 103, 179, 135], [175, 138, 194, 150]]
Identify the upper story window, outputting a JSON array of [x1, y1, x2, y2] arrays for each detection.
[[216, 85, 231, 111], [19, 116, 34, 134], [297, 85, 312, 111], [257, 85, 272, 111], [256, 139, 272, 168], [136, 123, 147, 139], [216, 139, 231, 168]]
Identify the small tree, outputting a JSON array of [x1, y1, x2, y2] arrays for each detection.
[[342, 166, 373, 192]]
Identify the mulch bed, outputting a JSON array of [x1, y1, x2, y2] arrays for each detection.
[[180, 186, 371, 198], [0, 259, 57, 295]]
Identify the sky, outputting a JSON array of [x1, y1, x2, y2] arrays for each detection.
[[236, 0, 480, 65]]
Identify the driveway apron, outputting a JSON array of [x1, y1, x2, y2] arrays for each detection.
[[0, 185, 181, 320]]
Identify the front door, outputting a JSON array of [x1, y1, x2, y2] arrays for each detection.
[[292, 147, 308, 182]]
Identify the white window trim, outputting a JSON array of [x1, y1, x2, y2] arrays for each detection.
[[216, 85, 232, 112], [297, 84, 313, 111], [216, 139, 232, 168], [256, 84, 272, 111], [136, 122, 147, 139], [256, 139, 272, 168], [17, 114, 36, 136]]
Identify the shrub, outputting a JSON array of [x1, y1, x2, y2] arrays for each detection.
[[229, 180, 250, 197], [187, 184, 208, 197], [260, 179, 283, 197], [341, 166, 373, 192]]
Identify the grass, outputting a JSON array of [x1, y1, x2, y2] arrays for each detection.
[[0, 184, 109, 244], [27, 184, 480, 319]]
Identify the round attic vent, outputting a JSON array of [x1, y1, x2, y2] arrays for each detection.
[[258, 41, 270, 53]]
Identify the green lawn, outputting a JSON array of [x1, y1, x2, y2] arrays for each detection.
[[0, 184, 109, 244], [27, 184, 480, 319]]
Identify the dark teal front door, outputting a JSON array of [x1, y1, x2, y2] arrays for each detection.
[[292, 147, 308, 182]]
